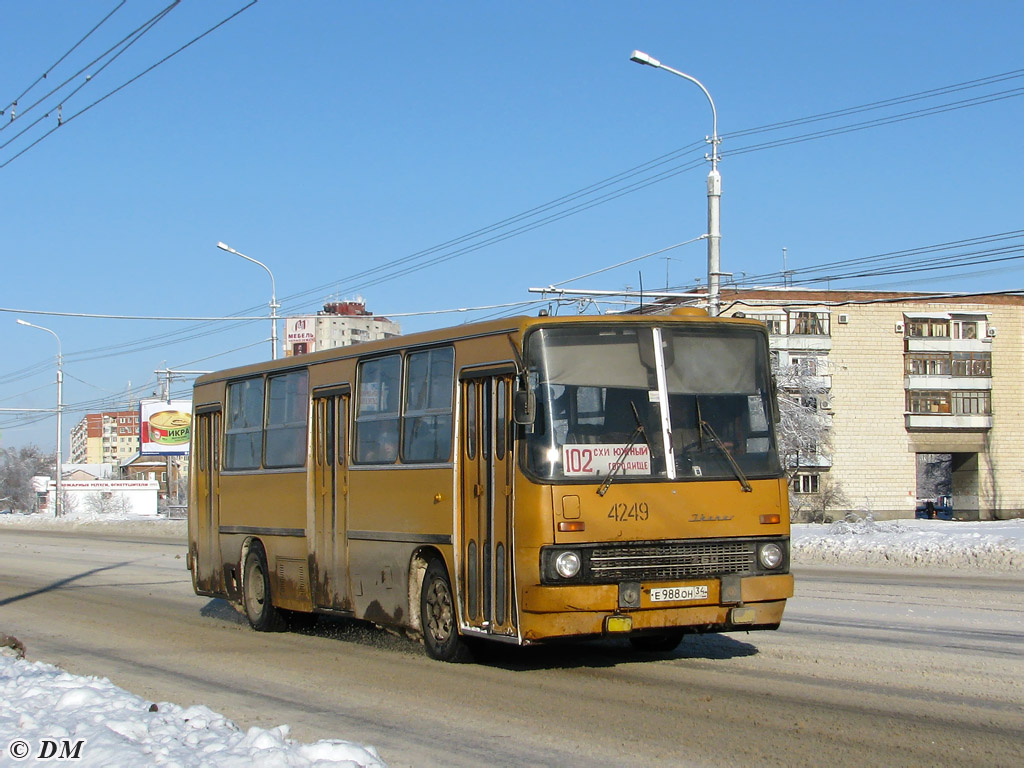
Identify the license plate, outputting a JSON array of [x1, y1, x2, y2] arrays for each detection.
[[649, 585, 709, 602]]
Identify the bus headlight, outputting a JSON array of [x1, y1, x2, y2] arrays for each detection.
[[758, 542, 784, 570], [554, 551, 582, 579]]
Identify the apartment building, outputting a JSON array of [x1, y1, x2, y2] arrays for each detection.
[[283, 299, 401, 357], [69, 410, 140, 465], [701, 288, 1022, 521]]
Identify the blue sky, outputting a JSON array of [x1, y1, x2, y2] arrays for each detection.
[[2, 1, 1023, 451]]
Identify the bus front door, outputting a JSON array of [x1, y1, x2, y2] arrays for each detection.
[[193, 409, 223, 594], [312, 389, 351, 612], [459, 374, 516, 638]]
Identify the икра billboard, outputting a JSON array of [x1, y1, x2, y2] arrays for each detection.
[[140, 399, 193, 455]]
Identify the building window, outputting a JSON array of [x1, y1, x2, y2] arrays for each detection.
[[799, 395, 828, 411], [788, 311, 830, 336], [790, 356, 820, 376], [952, 320, 979, 339], [907, 390, 990, 416], [906, 319, 949, 337], [907, 390, 951, 414], [906, 353, 950, 376], [951, 352, 991, 377], [747, 313, 783, 334], [792, 474, 819, 494], [952, 391, 991, 416]]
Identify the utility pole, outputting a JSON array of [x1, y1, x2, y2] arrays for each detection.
[[631, 51, 723, 315]]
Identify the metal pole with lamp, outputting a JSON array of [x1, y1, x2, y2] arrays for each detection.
[[216, 241, 280, 360], [630, 50, 723, 316], [16, 319, 63, 516]]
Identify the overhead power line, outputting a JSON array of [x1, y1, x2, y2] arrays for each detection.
[[1, 0, 127, 117], [0, 1, 257, 169], [7, 60, 1024, 372]]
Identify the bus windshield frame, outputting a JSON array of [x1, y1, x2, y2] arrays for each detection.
[[521, 321, 782, 485]]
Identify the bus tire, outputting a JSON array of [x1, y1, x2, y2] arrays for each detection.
[[420, 559, 471, 662], [629, 629, 685, 653], [243, 544, 286, 632]]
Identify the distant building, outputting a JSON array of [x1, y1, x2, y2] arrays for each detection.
[[69, 410, 140, 465], [283, 298, 400, 357], [657, 288, 1024, 521]]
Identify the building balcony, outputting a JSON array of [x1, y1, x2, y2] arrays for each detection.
[[785, 453, 833, 470], [772, 335, 833, 352], [905, 413, 992, 430], [904, 375, 991, 391], [905, 337, 992, 353]]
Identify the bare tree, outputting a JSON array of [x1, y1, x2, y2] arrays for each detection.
[[789, 475, 849, 523]]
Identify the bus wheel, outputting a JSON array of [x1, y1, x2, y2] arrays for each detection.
[[243, 545, 286, 632], [629, 629, 685, 653], [420, 559, 471, 662]]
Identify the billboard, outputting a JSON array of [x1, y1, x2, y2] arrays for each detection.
[[286, 316, 316, 356], [140, 399, 192, 455]]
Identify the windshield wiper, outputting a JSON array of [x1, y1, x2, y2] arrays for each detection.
[[597, 403, 649, 497], [698, 419, 752, 493]]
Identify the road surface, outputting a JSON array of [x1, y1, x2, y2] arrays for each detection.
[[1, 527, 1021, 766]]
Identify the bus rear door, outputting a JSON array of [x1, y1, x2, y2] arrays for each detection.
[[312, 387, 351, 612], [192, 407, 223, 594]]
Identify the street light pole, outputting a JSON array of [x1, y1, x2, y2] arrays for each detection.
[[216, 241, 280, 360], [16, 319, 63, 516], [630, 50, 723, 316]]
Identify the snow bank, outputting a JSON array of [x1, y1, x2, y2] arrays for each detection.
[[791, 517, 1024, 572], [0, 651, 384, 767], [0, 511, 186, 539]]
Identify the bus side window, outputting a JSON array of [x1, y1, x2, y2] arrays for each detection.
[[354, 355, 401, 464], [225, 377, 264, 470], [403, 347, 454, 463], [466, 381, 477, 461]]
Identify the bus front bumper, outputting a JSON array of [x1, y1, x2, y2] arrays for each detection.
[[518, 573, 793, 643]]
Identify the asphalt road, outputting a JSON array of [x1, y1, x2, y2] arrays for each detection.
[[1, 528, 1021, 767]]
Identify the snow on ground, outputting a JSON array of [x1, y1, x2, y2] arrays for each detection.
[[791, 516, 1024, 572], [0, 648, 384, 767], [1, 509, 1021, 766]]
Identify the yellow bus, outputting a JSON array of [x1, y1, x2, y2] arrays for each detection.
[[188, 309, 792, 661]]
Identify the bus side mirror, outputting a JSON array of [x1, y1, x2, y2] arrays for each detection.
[[513, 391, 536, 425]]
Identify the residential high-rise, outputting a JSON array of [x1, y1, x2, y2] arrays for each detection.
[[283, 298, 400, 357], [69, 410, 140, 465]]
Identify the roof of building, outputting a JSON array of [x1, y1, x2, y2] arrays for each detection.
[[655, 287, 1024, 310]]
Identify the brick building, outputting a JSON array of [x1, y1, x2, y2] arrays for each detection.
[[662, 289, 1023, 521]]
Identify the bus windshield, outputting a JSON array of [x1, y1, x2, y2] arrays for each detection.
[[523, 323, 781, 484]]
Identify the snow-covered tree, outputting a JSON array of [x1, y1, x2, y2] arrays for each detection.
[[773, 361, 833, 476], [0, 445, 53, 513], [772, 359, 848, 522]]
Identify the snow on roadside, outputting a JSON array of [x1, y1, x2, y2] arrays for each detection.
[[0, 509, 186, 538], [791, 517, 1024, 572], [0, 649, 384, 767]]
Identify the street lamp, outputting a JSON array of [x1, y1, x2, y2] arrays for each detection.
[[216, 241, 280, 360], [16, 319, 63, 516], [630, 50, 723, 316]]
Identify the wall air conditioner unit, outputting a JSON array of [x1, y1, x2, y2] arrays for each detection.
[[895, 322, 905, 334], [837, 313, 849, 324], [987, 326, 998, 337]]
